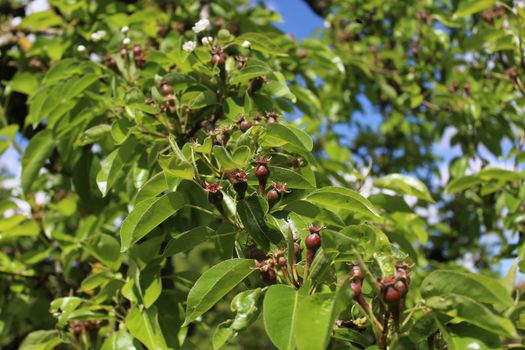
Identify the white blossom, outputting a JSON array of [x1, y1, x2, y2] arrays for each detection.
[[122, 37, 131, 45], [77, 45, 86, 52], [90, 30, 106, 42], [201, 36, 213, 46], [121, 26, 129, 33], [91, 144, 102, 154], [11, 17, 22, 26], [183, 40, 196, 53], [241, 40, 251, 48], [34, 191, 50, 206], [192, 18, 210, 33]]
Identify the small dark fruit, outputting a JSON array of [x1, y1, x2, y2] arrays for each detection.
[[254, 156, 270, 195], [133, 43, 142, 56], [229, 170, 248, 199], [211, 54, 221, 65], [205, 183, 223, 205], [161, 83, 173, 96], [239, 119, 252, 132], [267, 188, 280, 207], [305, 233, 321, 250], [394, 280, 408, 296], [383, 285, 402, 303], [211, 52, 227, 65], [266, 111, 279, 123], [350, 264, 365, 281]]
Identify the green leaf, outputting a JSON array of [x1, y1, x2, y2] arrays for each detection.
[[263, 285, 303, 350], [230, 288, 262, 331], [159, 154, 195, 181], [237, 195, 283, 250], [421, 270, 513, 307], [7, 71, 39, 95], [181, 89, 216, 109], [96, 136, 138, 197], [305, 186, 381, 217], [445, 175, 482, 194], [21, 130, 55, 193], [454, 0, 497, 18], [263, 123, 313, 152], [76, 124, 111, 146], [135, 172, 168, 204], [427, 295, 516, 337], [213, 145, 251, 169], [120, 192, 186, 251], [236, 33, 285, 56], [184, 258, 257, 326], [212, 288, 262, 349], [63, 73, 100, 100], [269, 166, 315, 189], [19, 330, 62, 350], [84, 233, 122, 270], [126, 306, 169, 350], [101, 330, 141, 350], [295, 282, 349, 350], [374, 173, 434, 202], [163, 226, 214, 256], [213, 321, 234, 350], [230, 62, 271, 85]]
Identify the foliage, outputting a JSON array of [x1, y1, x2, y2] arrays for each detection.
[[0, 0, 524, 349]]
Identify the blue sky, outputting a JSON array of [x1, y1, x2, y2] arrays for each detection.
[[260, 0, 323, 39]]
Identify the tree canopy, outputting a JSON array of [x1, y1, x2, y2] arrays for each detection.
[[0, 0, 524, 349]]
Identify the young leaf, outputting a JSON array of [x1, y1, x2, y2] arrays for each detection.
[[120, 192, 185, 251], [184, 259, 257, 326]]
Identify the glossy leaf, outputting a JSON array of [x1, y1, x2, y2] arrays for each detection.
[[120, 192, 185, 251], [421, 270, 513, 307], [427, 294, 516, 337], [21, 130, 55, 193], [306, 186, 381, 217], [184, 259, 257, 325], [263, 285, 303, 350], [237, 195, 283, 250], [126, 306, 169, 350], [96, 136, 138, 196]]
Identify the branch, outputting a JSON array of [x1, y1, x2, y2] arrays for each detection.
[[301, 0, 332, 17]]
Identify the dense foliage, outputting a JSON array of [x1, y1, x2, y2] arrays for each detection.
[[1, 0, 525, 349]]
